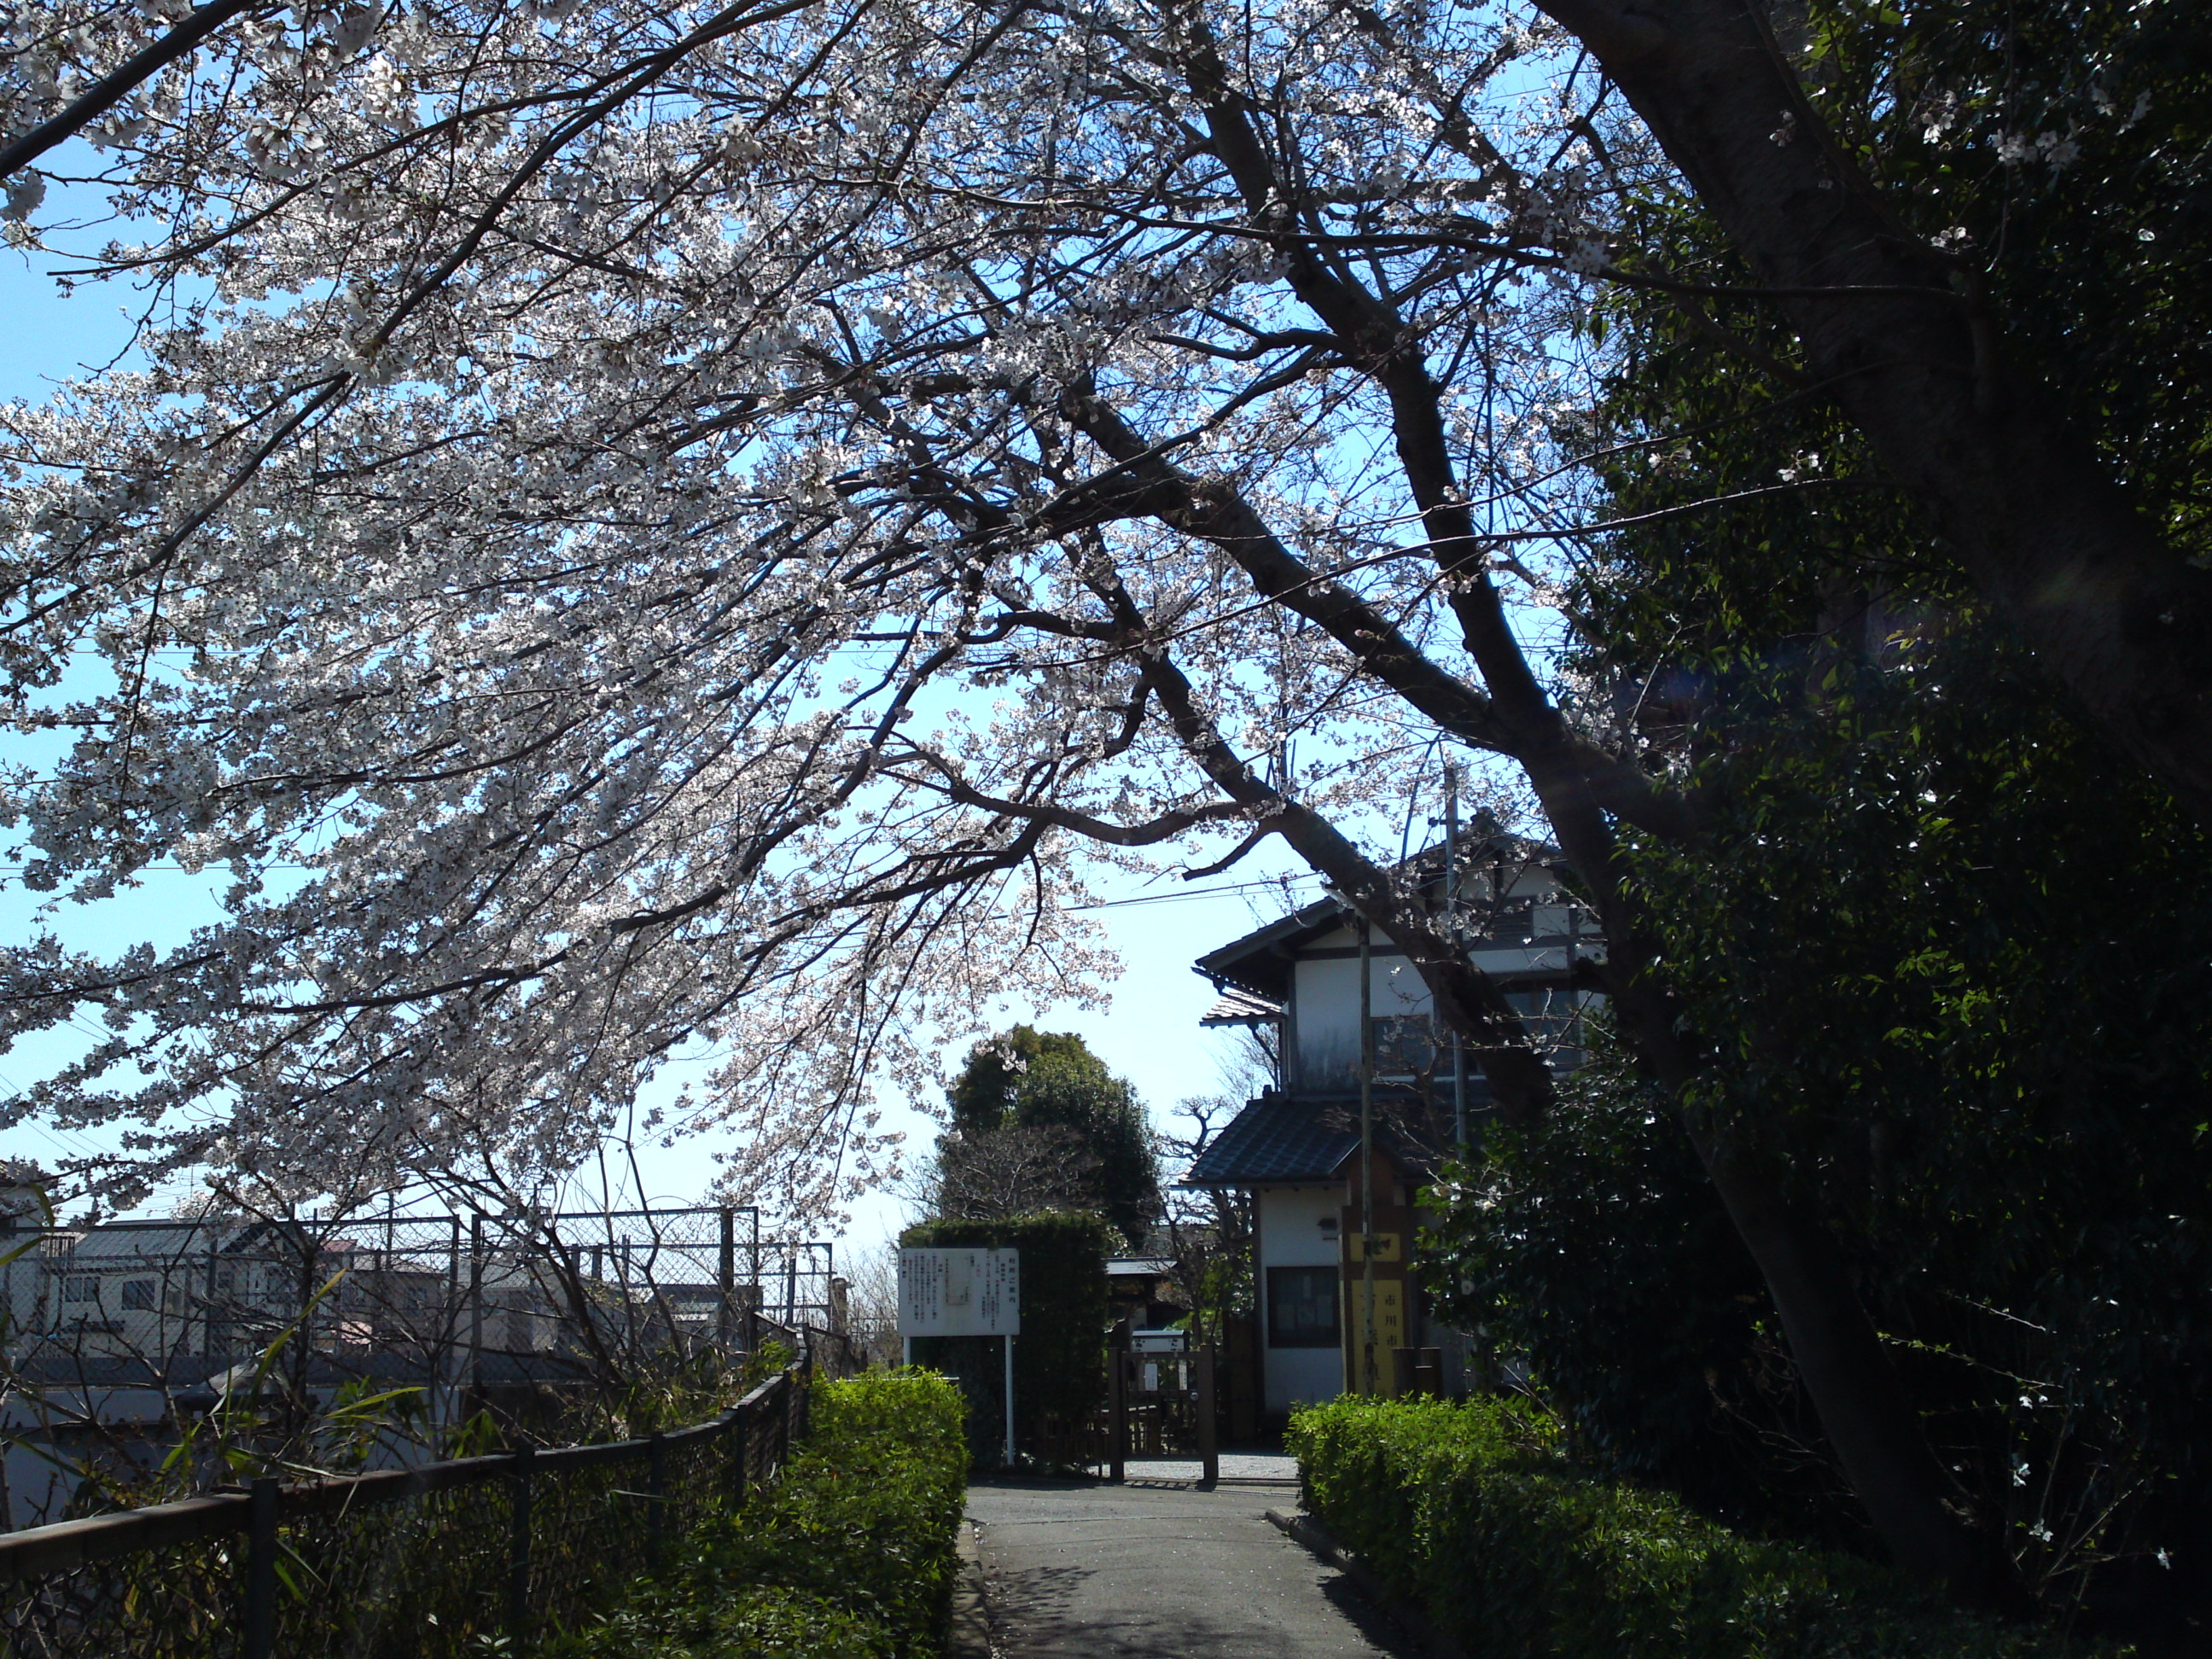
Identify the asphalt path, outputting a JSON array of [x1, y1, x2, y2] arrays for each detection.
[[965, 1478, 1417, 1658]]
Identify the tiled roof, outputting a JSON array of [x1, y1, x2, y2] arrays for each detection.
[[1183, 1094, 1359, 1186], [1190, 828, 1563, 1000], [1105, 1257, 1176, 1277], [1200, 986, 1283, 1026]]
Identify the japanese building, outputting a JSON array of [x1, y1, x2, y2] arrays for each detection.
[[1180, 833, 1601, 1421]]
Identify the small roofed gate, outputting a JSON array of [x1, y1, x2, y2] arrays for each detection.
[[1104, 1333, 1218, 1483]]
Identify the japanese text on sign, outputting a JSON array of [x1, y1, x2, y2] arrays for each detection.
[[897, 1248, 1020, 1336]]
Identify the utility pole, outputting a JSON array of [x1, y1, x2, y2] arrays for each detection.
[[1358, 915, 1377, 1397], [1444, 761, 1468, 1148]]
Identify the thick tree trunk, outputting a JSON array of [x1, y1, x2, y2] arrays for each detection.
[[1592, 927, 2024, 1608], [1525, 776, 2023, 1606], [1535, 0, 2212, 826]]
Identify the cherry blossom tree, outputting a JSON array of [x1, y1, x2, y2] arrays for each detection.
[[0, 0, 1596, 1207], [4, 0, 2194, 1598], [2, 0, 280, 202]]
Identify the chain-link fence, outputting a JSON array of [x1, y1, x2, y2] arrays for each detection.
[[0, 1205, 845, 1386], [2, 1206, 847, 1525], [0, 1363, 812, 1659]]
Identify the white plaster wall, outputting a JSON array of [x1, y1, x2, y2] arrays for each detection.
[[1257, 1185, 1345, 1413], [1291, 951, 1430, 1087]]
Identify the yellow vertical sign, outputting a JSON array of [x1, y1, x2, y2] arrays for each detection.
[[1343, 1278, 1407, 1390]]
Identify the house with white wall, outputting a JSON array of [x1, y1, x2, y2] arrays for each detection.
[[1181, 832, 1601, 1422], [3, 1216, 339, 1366]]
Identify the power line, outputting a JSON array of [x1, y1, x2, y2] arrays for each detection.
[[1066, 874, 1320, 911]]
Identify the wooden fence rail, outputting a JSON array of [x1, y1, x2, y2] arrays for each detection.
[[1, 1364, 811, 1659]]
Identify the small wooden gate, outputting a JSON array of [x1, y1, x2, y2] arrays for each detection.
[[1106, 1342, 1217, 1482]]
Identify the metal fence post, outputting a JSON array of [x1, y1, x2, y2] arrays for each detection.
[[243, 1476, 278, 1659], [469, 1213, 486, 1409], [507, 1444, 534, 1651], [206, 1237, 222, 1359], [1198, 1343, 1219, 1486], [646, 1430, 667, 1571], [444, 1214, 463, 1417], [718, 1207, 736, 1354]]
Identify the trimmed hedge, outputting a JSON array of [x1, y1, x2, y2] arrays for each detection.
[[1288, 1396, 2110, 1659], [556, 1370, 968, 1658], [901, 1211, 1108, 1461]]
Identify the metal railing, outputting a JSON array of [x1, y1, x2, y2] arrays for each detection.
[[0, 1365, 812, 1658]]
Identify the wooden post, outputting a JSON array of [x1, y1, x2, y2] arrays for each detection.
[[1108, 1352, 1126, 1483], [646, 1430, 667, 1570], [242, 1476, 278, 1659], [507, 1443, 534, 1650], [774, 1371, 791, 1477], [1197, 1343, 1219, 1486]]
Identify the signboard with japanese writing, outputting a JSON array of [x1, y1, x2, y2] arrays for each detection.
[[897, 1248, 1020, 1336]]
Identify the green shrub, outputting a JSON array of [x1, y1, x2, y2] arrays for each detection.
[[566, 1587, 893, 1659], [901, 1211, 1108, 1460], [557, 1370, 968, 1658], [1420, 1069, 1829, 1537], [1288, 1397, 2109, 1659]]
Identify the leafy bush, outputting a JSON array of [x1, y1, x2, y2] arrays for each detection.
[[1422, 1064, 1855, 1545], [1288, 1397, 2105, 1659], [556, 1370, 967, 1658]]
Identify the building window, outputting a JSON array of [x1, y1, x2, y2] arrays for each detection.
[[121, 1279, 157, 1311], [61, 1276, 99, 1304], [1267, 1266, 1340, 1348]]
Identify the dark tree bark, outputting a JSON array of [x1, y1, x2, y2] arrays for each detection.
[[1534, 0, 2212, 827]]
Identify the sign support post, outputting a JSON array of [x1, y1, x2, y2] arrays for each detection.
[[1003, 1334, 1016, 1468]]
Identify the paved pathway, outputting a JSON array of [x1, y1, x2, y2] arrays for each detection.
[[965, 1478, 1416, 1658]]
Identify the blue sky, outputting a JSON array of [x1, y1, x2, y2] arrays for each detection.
[[0, 227, 1331, 1253]]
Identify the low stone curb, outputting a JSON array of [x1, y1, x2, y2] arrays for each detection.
[[1264, 1507, 1465, 1659], [947, 1519, 992, 1659]]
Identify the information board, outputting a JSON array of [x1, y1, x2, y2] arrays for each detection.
[[897, 1247, 1020, 1336]]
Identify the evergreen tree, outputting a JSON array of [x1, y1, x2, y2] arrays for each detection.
[[939, 1027, 1161, 1249], [1430, 3, 2212, 1626]]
